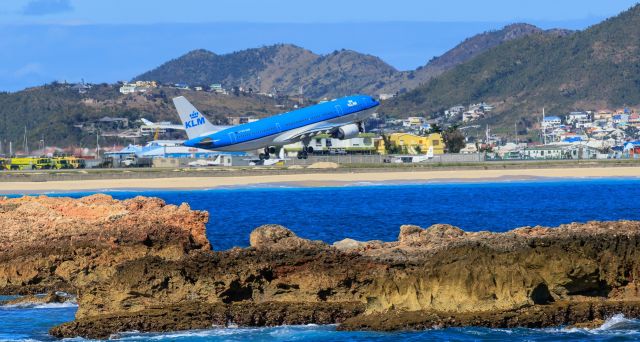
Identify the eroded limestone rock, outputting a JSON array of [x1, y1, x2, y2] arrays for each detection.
[[2, 195, 640, 338]]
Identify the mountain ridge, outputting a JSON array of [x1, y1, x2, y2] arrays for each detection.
[[134, 23, 556, 99], [382, 4, 640, 124]]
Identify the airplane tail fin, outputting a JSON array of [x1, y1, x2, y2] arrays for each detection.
[[172, 96, 216, 140], [426, 145, 434, 158]]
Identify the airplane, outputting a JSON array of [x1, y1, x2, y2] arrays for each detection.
[[391, 146, 435, 163], [187, 154, 232, 167], [140, 118, 185, 131], [246, 147, 289, 166], [172, 95, 379, 159]]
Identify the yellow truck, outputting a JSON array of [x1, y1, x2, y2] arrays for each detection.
[[6, 157, 53, 170], [62, 156, 86, 169], [51, 157, 73, 169]]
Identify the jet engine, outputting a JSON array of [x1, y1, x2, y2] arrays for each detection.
[[334, 123, 360, 140]]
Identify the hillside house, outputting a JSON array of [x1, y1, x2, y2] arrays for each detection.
[[542, 116, 562, 128]]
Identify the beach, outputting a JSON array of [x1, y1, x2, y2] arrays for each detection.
[[1, 166, 640, 193]]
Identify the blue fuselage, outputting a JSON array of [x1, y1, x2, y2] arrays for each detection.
[[184, 94, 379, 151]]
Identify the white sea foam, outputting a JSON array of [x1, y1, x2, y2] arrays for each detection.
[[551, 313, 640, 335], [343, 181, 388, 187], [1, 301, 78, 309], [112, 325, 335, 341], [594, 313, 640, 331]]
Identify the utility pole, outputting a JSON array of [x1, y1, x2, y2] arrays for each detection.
[[23, 126, 28, 155], [542, 107, 547, 145], [485, 124, 490, 143], [514, 121, 518, 144], [299, 85, 304, 105], [96, 128, 100, 158]]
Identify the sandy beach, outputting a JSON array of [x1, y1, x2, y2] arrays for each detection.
[[1, 166, 639, 193]]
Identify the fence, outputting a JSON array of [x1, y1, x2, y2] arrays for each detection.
[[285, 153, 484, 165]]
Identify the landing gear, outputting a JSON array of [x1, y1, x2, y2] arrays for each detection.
[[260, 147, 274, 160], [297, 145, 313, 159]]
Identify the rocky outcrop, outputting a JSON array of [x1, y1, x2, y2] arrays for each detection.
[[51, 301, 365, 339], [0, 194, 209, 295], [1, 291, 75, 307], [2, 195, 640, 338]]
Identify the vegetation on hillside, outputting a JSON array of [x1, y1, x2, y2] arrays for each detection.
[[134, 44, 398, 99], [0, 83, 285, 149], [382, 4, 640, 126], [133, 26, 550, 100]]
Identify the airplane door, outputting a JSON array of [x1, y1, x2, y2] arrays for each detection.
[[276, 123, 282, 132], [335, 105, 343, 115], [228, 132, 237, 143]]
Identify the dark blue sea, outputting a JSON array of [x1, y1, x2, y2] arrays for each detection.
[[4, 179, 640, 341]]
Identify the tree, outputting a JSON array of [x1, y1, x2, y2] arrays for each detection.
[[624, 126, 639, 140], [443, 125, 465, 153], [429, 123, 443, 133], [381, 134, 401, 154]]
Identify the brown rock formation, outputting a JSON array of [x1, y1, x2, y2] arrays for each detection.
[[1, 291, 74, 307], [2, 195, 640, 338], [0, 194, 209, 295]]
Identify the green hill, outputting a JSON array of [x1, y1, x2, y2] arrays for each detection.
[[0, 83, 285, 150], [134, 27, 547, 100], [381, 5, 640, 125], [134, 44, 398, 99]]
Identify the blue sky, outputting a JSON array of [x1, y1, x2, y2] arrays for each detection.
[[0, 0, 638, 91]]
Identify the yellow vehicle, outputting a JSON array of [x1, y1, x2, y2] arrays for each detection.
[[51, 157, 73, 169], [35, 158, 54, 169], [0, 158, 6, 170], [62, 156, 86, 169], [6, 157, 53, 170]]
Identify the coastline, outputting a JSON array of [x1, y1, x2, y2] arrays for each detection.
[[1, 166, 639, 193], [3, 185, 640, 339]]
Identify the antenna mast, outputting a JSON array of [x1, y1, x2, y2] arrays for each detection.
[[23, 126, 28, 155], [542, 107, 546, 145]]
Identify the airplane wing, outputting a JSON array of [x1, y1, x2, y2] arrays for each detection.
[[277, 122, 346, 142]]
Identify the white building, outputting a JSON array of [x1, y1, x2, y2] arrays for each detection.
[[119, 84, 137, 94], [445, 105, 465, 118], [402, 117, 424, 127], [523, 144, 601, 160], [462, 110, 484, 122], [284, 134, 376, 155], [542, 116, 562, 128], [567, 112, 591, 128]]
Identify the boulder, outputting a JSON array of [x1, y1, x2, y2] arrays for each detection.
[[249, 224, 326, 250]]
